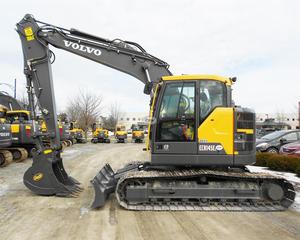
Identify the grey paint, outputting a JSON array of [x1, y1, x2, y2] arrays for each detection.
[[16, 14, 172, 152]]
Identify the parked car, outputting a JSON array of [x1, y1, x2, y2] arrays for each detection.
[[279, 140, 300, 157], [256, 130, 300, 153]]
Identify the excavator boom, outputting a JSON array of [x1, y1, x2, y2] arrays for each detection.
[[16, 14, 171, 198]]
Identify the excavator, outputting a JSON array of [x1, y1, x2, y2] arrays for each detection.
[[69, 122, 86, 144], [0, 92, 32, 158], [91, 123, 110, 143], [16, 14, 295, 211], [0, 104, 28, 162], [0, 105, 13, 167], [131, 124, 145, 143], [115, 124, 127, 143]]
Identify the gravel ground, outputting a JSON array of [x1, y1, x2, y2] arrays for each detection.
[[0, 142, 300, 240]]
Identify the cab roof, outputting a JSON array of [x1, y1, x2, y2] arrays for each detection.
[[7, 110, 30, 115], [161, 74, 233, 85]]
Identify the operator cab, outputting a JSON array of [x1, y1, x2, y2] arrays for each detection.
[[150, 75, 255, 167]]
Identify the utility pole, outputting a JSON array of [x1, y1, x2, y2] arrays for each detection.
[[14, 78, 17, 98]]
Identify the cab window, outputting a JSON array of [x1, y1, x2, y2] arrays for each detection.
[[199, 80, 227, 122], [157, 82, 195, 142]]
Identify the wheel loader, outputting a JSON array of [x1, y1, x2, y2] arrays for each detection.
[[15, 14, 295, 211], [91, 123, 110, 143]]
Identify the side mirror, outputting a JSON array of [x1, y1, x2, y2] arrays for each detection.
[[280, 138, 287, 143], [143, 82, 153, 95]]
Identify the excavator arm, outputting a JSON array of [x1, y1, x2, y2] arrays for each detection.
[[16, 14, 171, 198]]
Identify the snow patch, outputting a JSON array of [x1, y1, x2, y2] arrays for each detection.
[[79, 207, 89, 218], [0, 184, 9, 197], [247, 165, 300, 212]]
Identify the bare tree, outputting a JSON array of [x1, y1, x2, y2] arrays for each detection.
[[66, 90, 103, 138], [16, 90, 29, 110], [102, 102, 122, 131], [66, 99, 81, 122], [275, 110, 286, 123]]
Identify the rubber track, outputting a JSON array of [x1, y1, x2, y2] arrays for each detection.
[[0, 150, 13, 167], [13, 148, 28, 162], [116, 169, 295, 211]]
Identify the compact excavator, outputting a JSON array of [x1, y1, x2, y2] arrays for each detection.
[[115, 125, 127, 143], [16, 14, 295, 211], [91, 123, 110, 143], [131, 124, 145, 143]]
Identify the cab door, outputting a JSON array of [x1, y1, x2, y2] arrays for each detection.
[[152, 81, 198, 159]]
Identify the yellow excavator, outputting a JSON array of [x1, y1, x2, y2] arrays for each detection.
[[16, 14, 295, 211], [91, 123, 110, 143], [131, 124, 144, 143], [115, 125, 127, 143], [69, 122, 86, 144], [41, 121, 72, 148], [0, 105, 28, 164], [0, 105, 13, 167], [0, 92, 33, 158]]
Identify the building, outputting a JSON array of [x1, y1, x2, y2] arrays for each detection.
[[118, 112, 149, 130], [256, 113, 299, 129]]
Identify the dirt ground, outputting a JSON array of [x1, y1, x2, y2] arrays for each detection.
[[0, 142, 300, 240]]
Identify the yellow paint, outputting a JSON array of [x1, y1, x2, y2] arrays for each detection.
[[146, 84, 160, 150], [11, 124, 20, 133], [92, 128, 108, 138], [33, 172, 43, 181], [7, 110, 30, 115], [162, 74, 233, 85], [237, 128, 254, 134], [198, 108, 234, 154], [25, 125, 31, 130], [132, 130, 144, 138], [24, 27, 35, 41], [43, 149, 52, 154]]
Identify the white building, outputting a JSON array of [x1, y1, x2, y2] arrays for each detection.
[[256, 113, 299, 129], [118, 112, 149, 130]]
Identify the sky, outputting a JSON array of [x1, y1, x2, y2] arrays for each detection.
[[0, 0, 299, 116]]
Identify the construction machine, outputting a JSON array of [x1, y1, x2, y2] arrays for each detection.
[[16, 14, 295, 211], [0, 105, 28, 163], [0, 92, 33, 158], [0, 105, 13, 167], [131, 124, 145, 143], [69, 122, 86, 144], [115, 125, 127, 143], [91, 123, 110, 143]]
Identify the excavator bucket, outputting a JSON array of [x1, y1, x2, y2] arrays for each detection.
[[23, 150, 82, 197]]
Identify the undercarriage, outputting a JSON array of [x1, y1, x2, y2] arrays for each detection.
[[91, 162, 295, 211]]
